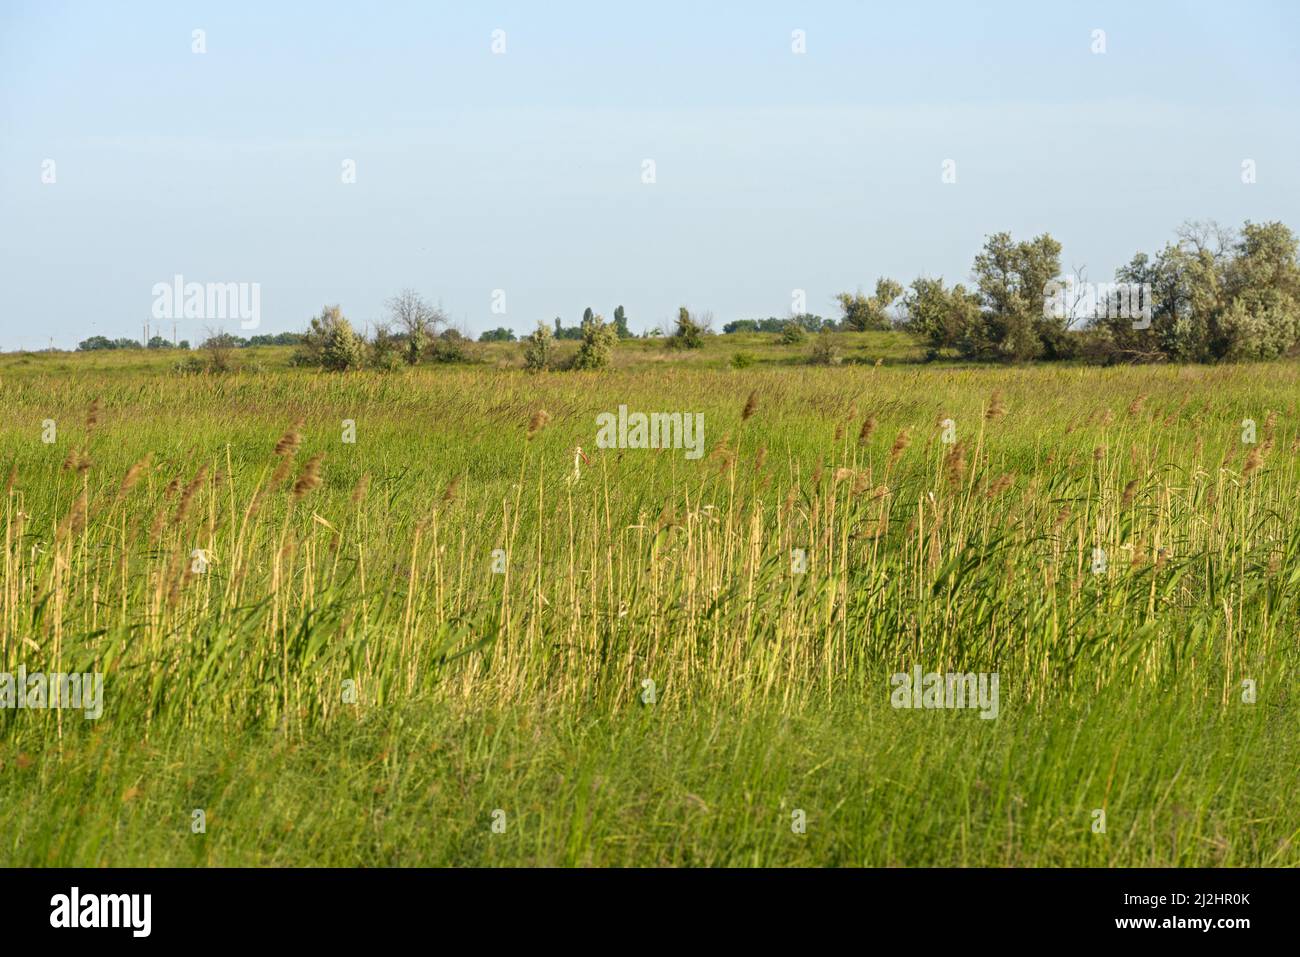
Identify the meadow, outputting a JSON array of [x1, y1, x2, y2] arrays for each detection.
[[1, 332, 1297, 866]]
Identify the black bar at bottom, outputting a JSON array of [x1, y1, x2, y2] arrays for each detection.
[[0, 867, 1287, 943]]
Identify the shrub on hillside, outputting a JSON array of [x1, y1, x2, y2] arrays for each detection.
[[730, 352, 756, 369], [808, 330, 842, 365]]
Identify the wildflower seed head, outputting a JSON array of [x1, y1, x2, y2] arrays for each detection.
[[986, 390, 1007, 421], [292, 454, 324, 500], [275, 419, 304, 457], [741, 391, 757, 422], [527, 409, 551, 440]]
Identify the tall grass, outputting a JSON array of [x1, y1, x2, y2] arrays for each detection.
[[1, 343, 1296, 864]]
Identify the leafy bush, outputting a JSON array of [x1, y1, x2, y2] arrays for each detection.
[[369, 324, 402, 371], [172, 354, 209, 375], [612, 305, 633, 338], [902, 276, 983, 359], [429, 329, 471, 364], [572, 313, 618, 370], [730, 352, 756, 369], [404, 327, 427, 365], [201, 332, 239, 373], [666, 307, 705, 350], [522, 322, 555, 371], [836, 280, 902, 331], [808, 330, 842, 365], [298, 306, 364, 371]]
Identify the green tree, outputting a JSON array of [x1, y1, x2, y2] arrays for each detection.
[[385, 289, 443, 365], [1092, 220, 1300, 363], [612, 305, 632, 338], [970, 232, 1064, 360], [836, 279, 903, 331], [296, 305, 341, 366], [522, 322, 555, 371], [1220, 220, 1300, 359], [320, 310, 365, 371], [1087, 246, 1195, 363], [369, 322, 401, 370], [902, 276, 983, 359], [553, 316, 583, 340], [573, 312, 617, 370], [405, 326, 428, 365]]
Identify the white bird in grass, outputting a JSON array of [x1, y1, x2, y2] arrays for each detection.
[[569, 446, 590, 484]]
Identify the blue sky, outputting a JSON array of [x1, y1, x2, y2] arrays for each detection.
[[1, 0, 1297, 348]]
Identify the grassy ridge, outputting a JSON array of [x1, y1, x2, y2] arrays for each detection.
[[1, 336, 1297, 865]]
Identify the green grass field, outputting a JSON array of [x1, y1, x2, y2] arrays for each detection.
[[1, 334, 1297, 866]]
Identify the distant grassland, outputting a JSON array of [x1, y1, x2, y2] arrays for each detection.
[[1, 334, 1297, 865]]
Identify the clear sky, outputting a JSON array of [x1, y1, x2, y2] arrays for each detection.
[[1, 0, 1297, 349]]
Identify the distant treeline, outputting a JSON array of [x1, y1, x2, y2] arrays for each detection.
[[77, 332, 304, 351], [79, 218, 1298, 366]]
